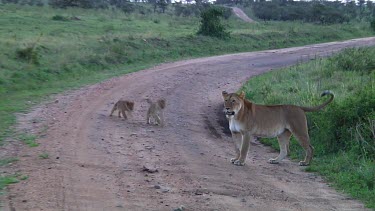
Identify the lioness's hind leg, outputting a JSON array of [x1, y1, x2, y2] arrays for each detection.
[[293, 133, 314, 166], [269, 130, 291, 164]]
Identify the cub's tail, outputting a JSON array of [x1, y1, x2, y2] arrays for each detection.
[[300, 90, 334, 112]]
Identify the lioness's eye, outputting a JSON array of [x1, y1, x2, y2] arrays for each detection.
[[232, 100, 235, 103], [225, 100, 228, 102]]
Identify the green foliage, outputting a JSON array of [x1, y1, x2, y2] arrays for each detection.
[[52, 14, 70, 21], [306, 155, 375, 208], [173, 3, 210, 17], [251, 1, 352, 24], [49, 0, 108, 9], [328, 47, 375, 74], [197, 7, 230, 39], [242, 46, 375, 208], [371, 19, 375, 32], [16, 45, 40, 65], [310, 84, 374, 158]]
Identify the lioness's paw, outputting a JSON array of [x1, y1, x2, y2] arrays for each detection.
[[268, 159, 279, 164], [299, 161, 309, 166], [230, 158, 238, 163], [233, 160, 245, 166]]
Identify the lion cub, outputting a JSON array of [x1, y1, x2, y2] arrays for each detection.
[[146, 99, 166, 126], [109, 99, 134, 119]]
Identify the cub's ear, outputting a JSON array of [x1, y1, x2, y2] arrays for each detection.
[[222, 91, 228, 98], [239, 91, 245, 99]]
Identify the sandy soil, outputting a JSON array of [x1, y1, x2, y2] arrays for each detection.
[[2, 37, 375, 211]]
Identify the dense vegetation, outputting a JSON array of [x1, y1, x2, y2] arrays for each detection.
[[241, 47, 375, 208], [216, 0, 375, 24]]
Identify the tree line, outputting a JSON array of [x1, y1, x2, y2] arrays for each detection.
[[218, 0, 375, 24]]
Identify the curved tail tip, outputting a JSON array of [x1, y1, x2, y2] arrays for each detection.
[[321, 90, 333, 97]]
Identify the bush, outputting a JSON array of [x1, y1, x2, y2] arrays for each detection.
[[328, 48, 375, 74], [52, 15, 69, 21], [197, 7, 230, 39], [310, 84, 375, 159], [371, 19, 375, 32], [16, 46, 40, 65]]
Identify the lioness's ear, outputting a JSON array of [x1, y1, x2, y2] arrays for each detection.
[[239, 91, 245, 99], [222, 91, 228, 98]]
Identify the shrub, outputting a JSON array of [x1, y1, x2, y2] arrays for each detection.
[[52, 15, 69, 21], [328, 48, 375, 74], [371, 19, 375, 32], [16, 46, 40, 65], [310, 84, 375, 159], [197, 7, 230, 39]]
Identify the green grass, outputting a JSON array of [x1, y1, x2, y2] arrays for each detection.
[[0, 173, 28, 194], [18, 133, 39, 147], [0, 157, 18, 167], [39, 153, 49, 159], [241, 47, 375, 208]]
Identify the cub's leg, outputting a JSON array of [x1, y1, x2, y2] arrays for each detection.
[[269, 130, 291, 164], [109, 103, 117, 116], [146, 109, 151, 124], [234, 132, 253, 166], [159, 112, 165, 127], [154, 114, 162, 126], [230, 132, 241, 163], [121, 109, 128, 119]]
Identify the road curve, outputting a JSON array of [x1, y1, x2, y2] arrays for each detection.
[[3, 37, 375, 211]]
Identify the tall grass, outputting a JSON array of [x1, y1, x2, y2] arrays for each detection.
[[241, 47, 375, 208]]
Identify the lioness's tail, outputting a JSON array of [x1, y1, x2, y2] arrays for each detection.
[[300, 90, 334, 112]]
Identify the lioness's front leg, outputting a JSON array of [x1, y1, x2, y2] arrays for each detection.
[[230, 132, 241, 163], [233, 132, 253, 166]]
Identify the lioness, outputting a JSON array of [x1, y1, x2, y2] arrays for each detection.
[[109, 99, 135, 119], [146, 99, 166, 126], [222, 90, 334, 166]]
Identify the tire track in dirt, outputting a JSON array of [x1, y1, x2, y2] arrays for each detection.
[[2, 37, 375, 211]]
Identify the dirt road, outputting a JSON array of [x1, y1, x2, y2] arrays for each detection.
[[3, 37, 375, 211]]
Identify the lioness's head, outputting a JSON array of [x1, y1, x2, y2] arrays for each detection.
[[222, 91, 245, 116]]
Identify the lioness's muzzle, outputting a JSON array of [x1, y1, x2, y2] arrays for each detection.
[[224, 110, 235, 115]]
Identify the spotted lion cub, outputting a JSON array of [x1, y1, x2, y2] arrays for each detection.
[[109, 99, 135, 119], [146, 99, 166, 126]]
